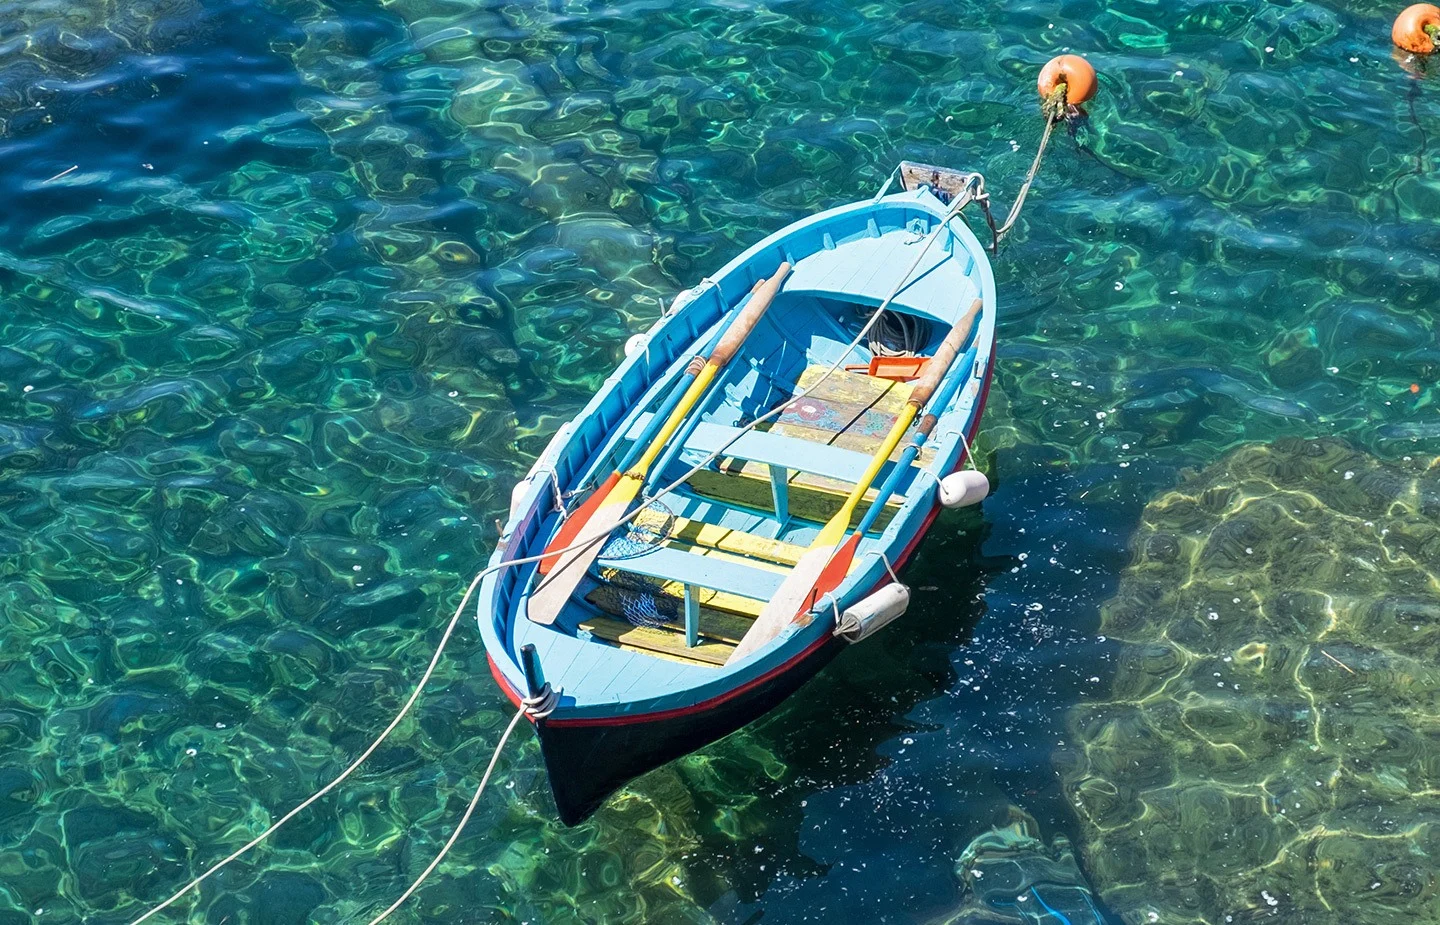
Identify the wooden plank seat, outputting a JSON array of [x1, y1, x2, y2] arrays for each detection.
[[597, 544, 783, 601], [624, 414, 879, 484], [623, 413, 918, 531]]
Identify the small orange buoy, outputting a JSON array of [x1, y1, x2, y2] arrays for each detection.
[[1411, 383, 1422, 393], [1393, 3, 1440, 54], [1038, 54, 1098, 105]]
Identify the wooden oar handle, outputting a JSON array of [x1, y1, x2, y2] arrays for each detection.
[[710, 263, 792, 367], [907, 297, 983, 409], [915, 342, 980, 439]]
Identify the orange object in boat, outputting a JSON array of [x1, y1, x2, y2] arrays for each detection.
[[1394, 3, 1440, 54], [1038, 54, 1098, 105], [844, 356, 931, 382]]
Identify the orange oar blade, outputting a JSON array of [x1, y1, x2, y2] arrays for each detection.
[[537, 472, 619, 575], [801, 533, 861, 614], [527, 474, 644, 625]]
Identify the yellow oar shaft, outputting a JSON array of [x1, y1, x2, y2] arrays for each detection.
[[813, 403, 918, 548], [600, 366, 712, 510], [627, 360, 718, 477]]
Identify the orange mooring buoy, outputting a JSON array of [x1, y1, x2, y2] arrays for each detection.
[[1038, 54, 1098, 105], [1394, 3, 1440, 54]]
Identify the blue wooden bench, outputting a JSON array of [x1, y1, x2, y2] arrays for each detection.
[[625, 413, 874, 481], [596, 544, 783, 646], [623, 413, 890, 527]]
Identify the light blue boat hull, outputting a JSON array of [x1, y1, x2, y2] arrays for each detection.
[[479, 171, 997, 823]]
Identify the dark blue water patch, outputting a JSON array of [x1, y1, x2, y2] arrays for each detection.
[[643, 460, 1139, 924], [0, 0, 314, 248]]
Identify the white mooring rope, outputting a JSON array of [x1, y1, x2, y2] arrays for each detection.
[[127, 189, 978, 924], [365, 706, 524, 925], [364, 685, 557, 925]]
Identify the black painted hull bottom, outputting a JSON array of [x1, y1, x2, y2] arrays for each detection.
[[538, 638, 845, 825]]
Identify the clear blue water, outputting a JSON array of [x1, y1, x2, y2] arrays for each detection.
[[1, 0, 1439, 922]]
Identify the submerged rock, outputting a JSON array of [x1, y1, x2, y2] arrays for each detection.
[[939, 807, 1105, 925], [1061, 438, 1440, 925]]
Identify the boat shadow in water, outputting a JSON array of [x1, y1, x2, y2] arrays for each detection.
[[613, 509, 1005, 906]]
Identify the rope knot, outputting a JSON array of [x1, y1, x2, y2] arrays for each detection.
[[522, 684, 560, 719], [1041, 83, 1070, 124]]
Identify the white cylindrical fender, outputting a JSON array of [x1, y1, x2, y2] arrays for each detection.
[[939, 469, 990, 509], [833, 583, 911, 643], [509, 476, 535, 521], [624, 332, 649, 358], [667, 285, 704, 316]]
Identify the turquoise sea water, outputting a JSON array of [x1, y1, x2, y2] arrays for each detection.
[[2, 0, 1439, 922]]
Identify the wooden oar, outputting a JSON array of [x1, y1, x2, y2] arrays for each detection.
[[527, 263, 793, 625], [538, 281, 762, 576], [730, 296, 983, 660]]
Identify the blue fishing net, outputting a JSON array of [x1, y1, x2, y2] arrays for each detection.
[[597, 497, 676, 560], [588, 497, 681, 629]]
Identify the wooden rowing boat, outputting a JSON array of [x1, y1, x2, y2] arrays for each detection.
[[479, 162, 998, 824]]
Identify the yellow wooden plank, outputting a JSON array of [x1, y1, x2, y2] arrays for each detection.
[[583, 588, 754, 645], [772, 420, 938, 467], [795, 365, 913, 412], [689, 468, 899, 532], [670, 518, 803, 566], [578, 615, 732, 666], [779, 403, 902, 444]]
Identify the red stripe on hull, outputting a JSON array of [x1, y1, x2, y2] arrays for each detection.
[[488, 629, 833, 728]]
